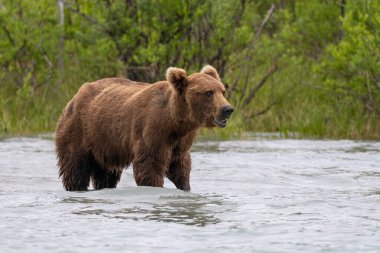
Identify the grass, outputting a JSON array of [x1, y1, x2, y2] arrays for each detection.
[[1, 81, 379, 140], [0, 85, 67, 137]]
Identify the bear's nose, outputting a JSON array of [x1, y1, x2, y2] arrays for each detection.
[[222, 105, 234, 118]]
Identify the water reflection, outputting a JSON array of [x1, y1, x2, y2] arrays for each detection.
[[61, 196, 116, 204], [343, 145, 380, 153], [70, 194, 223, 227]]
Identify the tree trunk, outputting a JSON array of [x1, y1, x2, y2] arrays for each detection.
[[339, 0, 346, 40], [57, 0, 65, 87]]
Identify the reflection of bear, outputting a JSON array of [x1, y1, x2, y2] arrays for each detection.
[[55, 65, 233, 191]]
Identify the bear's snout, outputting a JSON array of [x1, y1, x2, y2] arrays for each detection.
[[221, 105, 234, 118], [212, 105, 233, 128]]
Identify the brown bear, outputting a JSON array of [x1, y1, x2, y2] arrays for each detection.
[[55, 65, 233, 191]]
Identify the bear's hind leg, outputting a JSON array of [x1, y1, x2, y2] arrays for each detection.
[[58, 152, 93, 191], [91, 164, 122, 190]]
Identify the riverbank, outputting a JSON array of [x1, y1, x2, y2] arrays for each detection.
[[1, 89, 379, 140]]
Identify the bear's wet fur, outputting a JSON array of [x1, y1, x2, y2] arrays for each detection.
[[55, 65, 233, 191]]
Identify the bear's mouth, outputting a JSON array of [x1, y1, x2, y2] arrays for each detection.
[[213, 118, 227, 128]]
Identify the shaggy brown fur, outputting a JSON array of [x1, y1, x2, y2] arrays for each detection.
[[55, 65, 233, 191]]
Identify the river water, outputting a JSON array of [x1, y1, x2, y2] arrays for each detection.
[[0, 136, 379, 252]]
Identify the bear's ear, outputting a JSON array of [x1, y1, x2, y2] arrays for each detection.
[[201, 65, 221, 82], [166, 67, 188, 93]]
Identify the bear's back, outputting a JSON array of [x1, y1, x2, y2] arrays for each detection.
[[76, 78, 148, 111], [87, 77, 148, 95]]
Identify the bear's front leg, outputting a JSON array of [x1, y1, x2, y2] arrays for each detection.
[[167, 152, 191, 191], [132, 152, 167, 188]]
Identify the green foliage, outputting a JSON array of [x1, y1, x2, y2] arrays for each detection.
[[318, 1, 380, 117], [0, 0, 379, 139], [0, 1, 58, 88]]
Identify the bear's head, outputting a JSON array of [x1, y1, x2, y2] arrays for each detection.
[[166, 65, 233, 128]]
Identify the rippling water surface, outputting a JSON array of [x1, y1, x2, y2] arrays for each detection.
[[0, 137, 379, 252]]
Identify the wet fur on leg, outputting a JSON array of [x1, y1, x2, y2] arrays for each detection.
[[132, 148, 167, 188], [58, 152, 92, 191], [167, 150, 191, 191], [92, 165, 122, 190]]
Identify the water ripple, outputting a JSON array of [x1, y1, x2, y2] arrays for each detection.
[[0, 137, 379, 252]]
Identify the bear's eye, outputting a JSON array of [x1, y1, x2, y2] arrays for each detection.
[[205, 90, 214, 97]]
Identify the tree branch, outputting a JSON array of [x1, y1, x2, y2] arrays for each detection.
[[248, 4, 275, 59], [1, 25, 15, 46], [251, 100, 277, 117], [242, 63, 277, 107], [232, 4, 276, 98], [64, 3, 98, 25], [251, 81, 296, 118]]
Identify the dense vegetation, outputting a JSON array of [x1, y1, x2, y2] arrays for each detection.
[[0, 0, 379, 139]]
